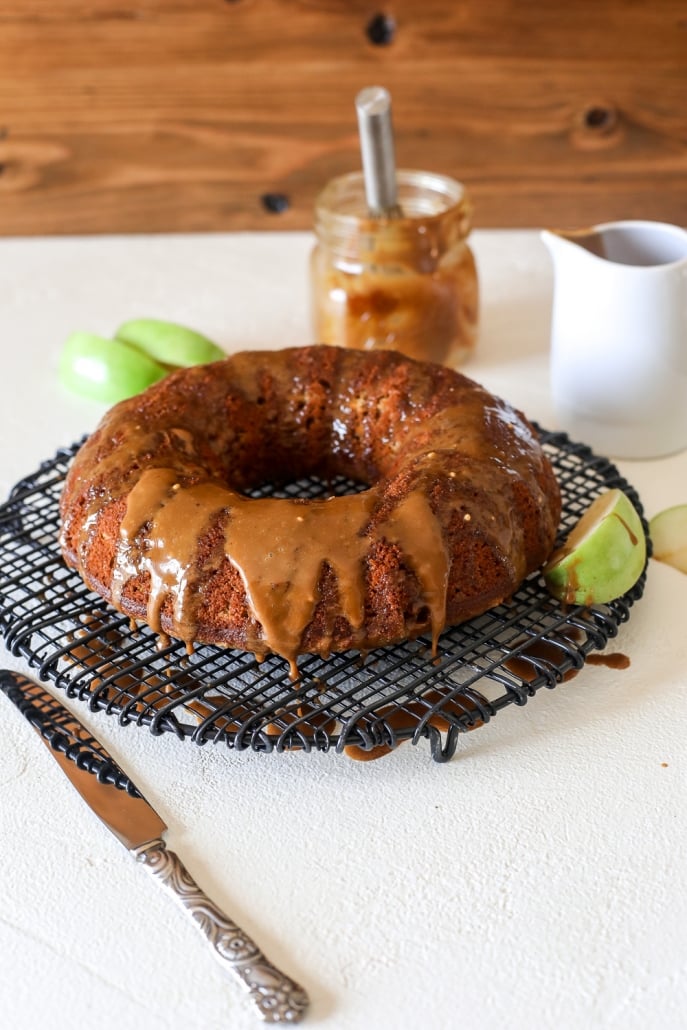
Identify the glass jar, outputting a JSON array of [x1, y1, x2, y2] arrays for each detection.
[[311, 169, 478, 366]]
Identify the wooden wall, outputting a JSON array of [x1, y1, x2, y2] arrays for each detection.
[[1, 1, 685, 235]]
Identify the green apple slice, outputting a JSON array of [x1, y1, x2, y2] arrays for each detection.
[[649, 504, 687, 573], [544, 488, 646, 605], [115, 318, 225, 367], [59, 331, 168, 404]]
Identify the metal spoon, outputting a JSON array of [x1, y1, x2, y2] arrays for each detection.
[[355, 86, 403, 218]]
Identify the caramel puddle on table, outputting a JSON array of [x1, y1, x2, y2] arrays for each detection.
[[503, 627, 630, 682], [65, 615, 177, 714], [345, 689, 484, 762], [66, 614, 238, 726], [504, 634, 582, 684], [182, 692, 254, 735], [65, 617, 342, 742]]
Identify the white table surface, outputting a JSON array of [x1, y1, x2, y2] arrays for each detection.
[[0, 231, 685, 1030]]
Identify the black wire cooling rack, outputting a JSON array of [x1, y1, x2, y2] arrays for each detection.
[[0, 431, 647, 762]]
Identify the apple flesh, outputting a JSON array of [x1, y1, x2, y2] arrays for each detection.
[[544, 488, 646, 605], [115, 318, 225, 367], [649, 504, 687, 573], [59, 332, 168, 404]]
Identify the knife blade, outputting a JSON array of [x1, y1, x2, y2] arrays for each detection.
[[0, 669, 309, 1024]]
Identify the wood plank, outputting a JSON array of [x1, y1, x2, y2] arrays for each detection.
[[0, 0, 685, 234]]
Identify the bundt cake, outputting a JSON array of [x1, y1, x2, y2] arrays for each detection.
[[59, 344, 561, 676]]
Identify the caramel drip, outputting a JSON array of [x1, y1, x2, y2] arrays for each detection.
[[223, 491, 378, 671], [106, 466, 450, 672], [117, 468, 179, 548], [105, 465, 378, 666], [612, 512, 639, 547], [111, 469, 232, 642], [379, 491, 448, 650]]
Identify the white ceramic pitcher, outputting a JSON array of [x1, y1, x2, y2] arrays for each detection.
[[541, 220, 687, 459]]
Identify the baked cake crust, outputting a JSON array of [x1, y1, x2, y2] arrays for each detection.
[[59, 344, 561, 674]]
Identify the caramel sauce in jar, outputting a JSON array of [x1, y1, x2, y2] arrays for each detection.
[[311, 170, 479, 366]]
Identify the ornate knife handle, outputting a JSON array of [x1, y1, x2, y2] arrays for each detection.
[[134, 839, 309, 1024]]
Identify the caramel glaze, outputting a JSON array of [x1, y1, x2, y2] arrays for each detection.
[[59, 345, 561, 677]]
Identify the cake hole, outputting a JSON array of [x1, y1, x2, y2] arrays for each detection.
[[415, 606, 431, 625], [246, 474, 370, 501]]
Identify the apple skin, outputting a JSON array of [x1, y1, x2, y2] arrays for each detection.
[[59, 332, 168, 403], [115, 318, 225, 367], [649, 504, 687, 574], [543, 488, 647, 605]]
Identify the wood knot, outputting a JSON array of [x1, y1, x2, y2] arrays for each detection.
[[261, 193, 290, 214], [366, 13, 396, 46], [582, 105, 618, 133], [572, 102, 622, 150]]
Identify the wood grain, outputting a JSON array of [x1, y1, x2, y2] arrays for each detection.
[[0, 0, 685, 234]]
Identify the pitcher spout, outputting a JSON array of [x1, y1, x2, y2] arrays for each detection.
[[541, 226, 606, 263], [542, 220, 687, 269]]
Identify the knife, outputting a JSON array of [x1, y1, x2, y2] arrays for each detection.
[[0, 669, 309, 1024]]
